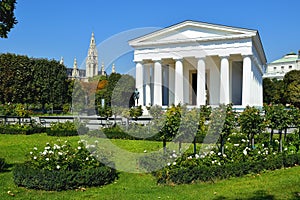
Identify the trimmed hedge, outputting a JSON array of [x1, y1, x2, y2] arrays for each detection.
[[0, 124, 45, 135], [155, 153, 300, 184], [46, 121, 89, 136], [0, 158, 6, 172], [88, 126, 206, 143], [13, 163, 118, 191], [88, 126, 160, 141]]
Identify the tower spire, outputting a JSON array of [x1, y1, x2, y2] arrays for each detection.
[[86, 32, 98, 78], [72, 58, 79, 78], [60, 57, 64, 65], [112, 63, 116, 73], [101, 62, 105, 75]]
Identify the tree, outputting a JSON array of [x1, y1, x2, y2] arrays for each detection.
[[177, 107, 200, 154], [264, 104, 277, 146], [110, 74, 135, 108], [283, 70, 300, 107], [0, 53, 34, 104], [220, 104, 237, 154], [96, 73, 135, 116], [238, 106, 264, 149], [283, 70, 300, 86], [263, 78, 284, 104], [159, 105, 182, 153], [0, 0, 17, 38], [207, 104, 236, 155], [32, 58, 68, 110]]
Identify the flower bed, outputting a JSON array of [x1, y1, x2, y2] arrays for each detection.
[[13, 140, 117, 191], [140, 131, 300, 185], [154, 153, 300, 184]]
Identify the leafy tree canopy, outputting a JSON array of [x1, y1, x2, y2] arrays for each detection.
[[0, 0, 17, 38]]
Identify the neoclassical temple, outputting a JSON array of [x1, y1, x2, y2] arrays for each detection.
[[129, 20, 267, 108]]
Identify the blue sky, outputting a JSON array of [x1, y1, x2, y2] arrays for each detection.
[[1, 0, 300, 74]]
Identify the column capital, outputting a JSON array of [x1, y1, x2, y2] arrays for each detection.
[[195, 56, 206, 61], [134, 60, 144, 64], [173, 57, 183, 62], [152, 59, 162, 64], [219, 55, 230, 59], [241, 54, 253, 59]]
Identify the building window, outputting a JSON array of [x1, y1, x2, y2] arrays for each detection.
[[289, 65, 292, 69], [281, 66, 284, 69], [273, 67, 277, 70]]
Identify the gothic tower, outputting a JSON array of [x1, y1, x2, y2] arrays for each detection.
[[86, 32, 98, 78], [72, 58, 79, 78]]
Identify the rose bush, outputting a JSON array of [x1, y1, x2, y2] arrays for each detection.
[[13, 139, 117, 191]]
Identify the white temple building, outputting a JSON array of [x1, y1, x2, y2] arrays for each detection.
[[129, 20, 267, 108]]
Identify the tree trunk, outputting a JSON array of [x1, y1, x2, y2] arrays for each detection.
[[42, 103, 46, 114], [251, 133, 255, 149], [279, 130, 283, 152], [284, 128, 287, 142], [270, 129, 274, 146], [247, 133, 251, 148], [221, 135, 225, 155], [163, 139, 167, 154], [193, 138, 197, 155], [178, 141, 182, 154]]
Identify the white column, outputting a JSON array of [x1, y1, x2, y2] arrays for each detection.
[[242, 55, 252, 106], [220, 56, 230, 104], [197, 57, 206, 106], [175, 59, 184, 105], [144, 64, 151, 106], [135, 61, 144, 106], [153, 60, 162, 106], [168, 64, 175, 105]]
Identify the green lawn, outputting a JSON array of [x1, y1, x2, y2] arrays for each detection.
[[0, 134, 300, 199]]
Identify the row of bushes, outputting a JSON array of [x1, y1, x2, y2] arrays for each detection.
[[0, 121, 89, 136], [0, 123, 45, 135], [154, 153, 300, 184], [0, 103, 71, 117], [46, 121, 89, 136], [13, 164, 117, 191], [89, 125, 206, 143]]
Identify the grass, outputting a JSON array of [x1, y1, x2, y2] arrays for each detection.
[[0, 133, 300, 199]]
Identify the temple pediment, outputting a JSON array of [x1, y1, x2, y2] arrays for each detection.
[[129, 20, 257, 47]]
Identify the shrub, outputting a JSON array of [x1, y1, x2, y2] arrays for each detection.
[[13, 164, 117, 191], [0, 123, 45, 135], [155, 153, 300, 184], [46, 121, 89, 136], [88, 125, 162, 141], [13, 140, 117, 191]]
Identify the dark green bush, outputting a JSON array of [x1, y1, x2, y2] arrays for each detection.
[[13, 163, 117, 191], [46, 121, 89, 136], [88, 125, 204, 143], [155, 153, 300, 184], [0, 158, 6, 172], [0, 123, 45, 135], [88, 125, 161, 141]]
